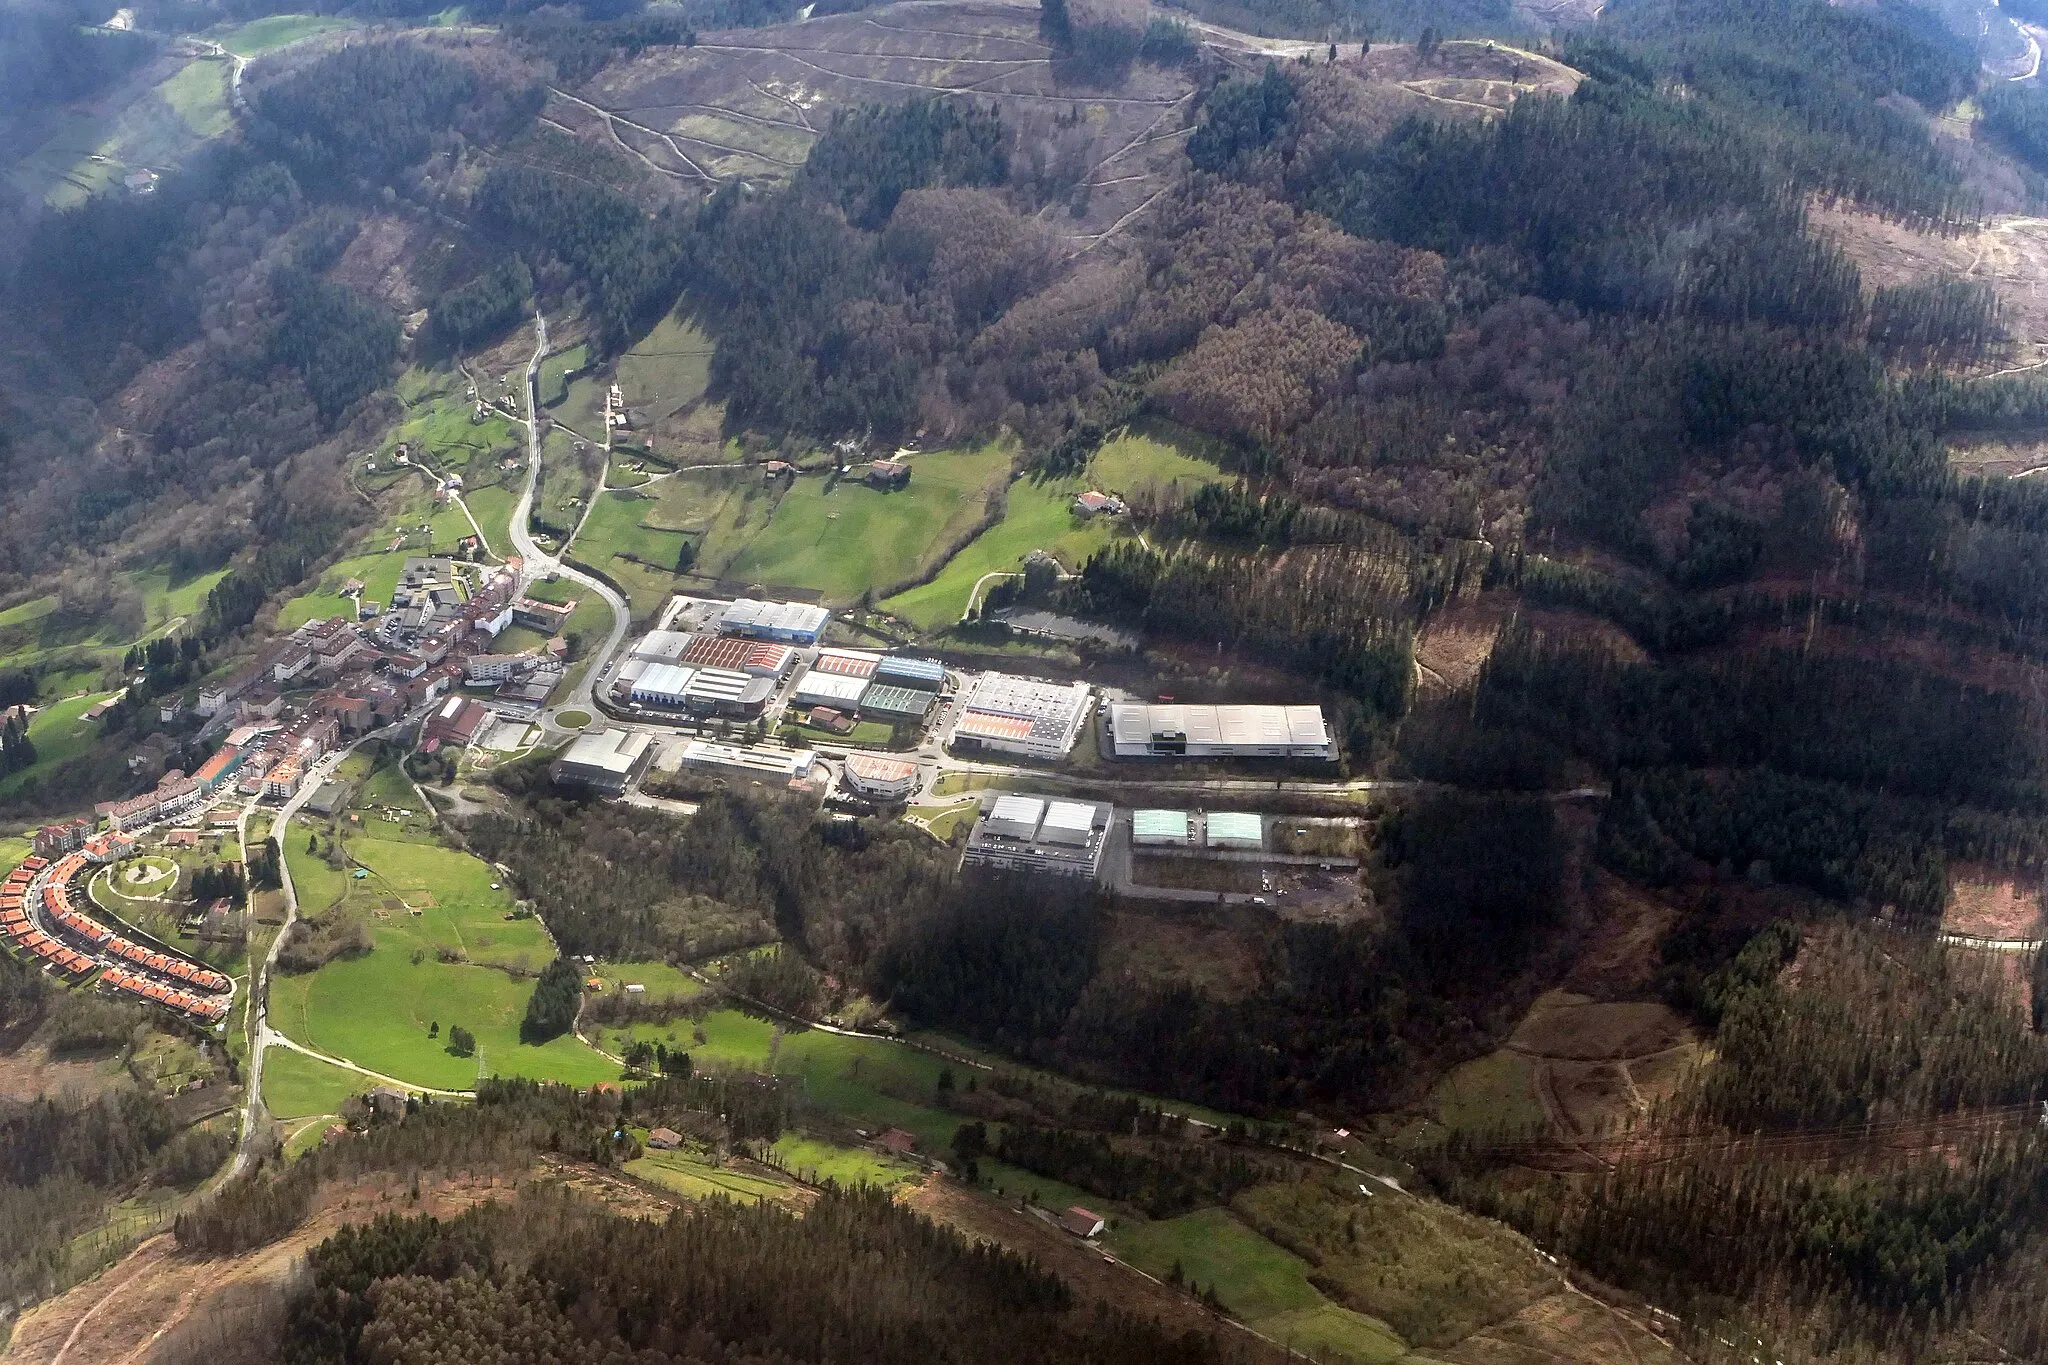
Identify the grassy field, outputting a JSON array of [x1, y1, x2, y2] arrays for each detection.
[[625, 1147, 796, 1203], [158, 61, 231, 139], [0, 692, 115, 800], [570, 490, 692, 616], [1430, 1049, 1543, 1134], [464, 484, 516, 556], [1232, 1178, 1559, 1350], [881, 424, 1225, 629], [590, 959, 703, 1001], [769, 1134, 919, 1188], [539, 345, 588, 408], [713, 444, 1012, 601], [221, 13, 355, 54], [1100, 1206, 1407, 1361], [906, 801, 976, 841], [618, 315, 715, 423], [604, 1007, 967, 1151], [262, 1049, 371, 1119]]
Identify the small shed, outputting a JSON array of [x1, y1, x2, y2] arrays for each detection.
[[647, 1127, 682, 1150]]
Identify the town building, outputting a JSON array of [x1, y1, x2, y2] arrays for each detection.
[[950, 673, 1092, 760], [677, 740, 818, 787], [1105, 703, 1335, 761], [33, 818, 93, 859], [553, 728, 656, 796], [718, 598, 830, 645], [465, 653, 534, 685], [263, 760, 305, 802], [513, 597, 575, 634], [961, 795, 1111, 879], [424, 696, 490, 749], [840, 753, 920, 801]]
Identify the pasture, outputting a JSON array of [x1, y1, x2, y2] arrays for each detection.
[[624, 1147, 798, 1205], [262, 1049, 370, 1120], [220, 13, 356, 55], [617, 315, 715, 425], [0, 692, 116, 800], [711, 444, 1012, 601], [768, 1134, 919, 1189], [881, 424, 1224, 628], [268, 834, 616, 1090]]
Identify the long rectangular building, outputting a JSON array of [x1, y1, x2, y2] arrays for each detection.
[[961, 794, 1111, 879], [1106, 703, 1334, 761], [719, 599, 831, 645], [950, 673, 1092, 760]]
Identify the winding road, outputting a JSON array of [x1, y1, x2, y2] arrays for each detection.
[[507, 313, 633, 730]]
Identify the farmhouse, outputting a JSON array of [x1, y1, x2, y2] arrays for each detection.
[[1106, 703, 1335, 761], [961, 795, 1111, 879], [865, 459, 912, 489]]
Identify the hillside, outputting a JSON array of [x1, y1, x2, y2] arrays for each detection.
[[11, 0, 2048, 1360]]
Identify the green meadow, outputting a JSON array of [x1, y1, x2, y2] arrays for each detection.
[[220, 13, 356, 55], [262, 1049, 371, 1119], [269, 833, 616, 1091]]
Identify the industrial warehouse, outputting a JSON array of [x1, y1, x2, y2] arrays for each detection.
[[948, 673, 1093, 760], [553, 728, 657, 795], [961, 794, 1113, 878], [1106, 703, 1335, 761]]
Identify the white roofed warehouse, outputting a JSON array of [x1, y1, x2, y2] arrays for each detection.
[[1205, 812, 1265, 850], [1107, 703, 1335, 761], [950, 673, 1092, 760], [630, 662, 698, 709], [1131, 809, 1194, 847], [719, 598, 831, 645], [962, 794, 1111, 879], [792, 668, 871, 711], [553, 728, 655, 796]]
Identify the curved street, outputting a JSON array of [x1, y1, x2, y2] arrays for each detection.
[[505, 313, 632, 731]]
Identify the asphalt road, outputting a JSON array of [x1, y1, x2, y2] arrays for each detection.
[[505, 312, 631, 731]]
